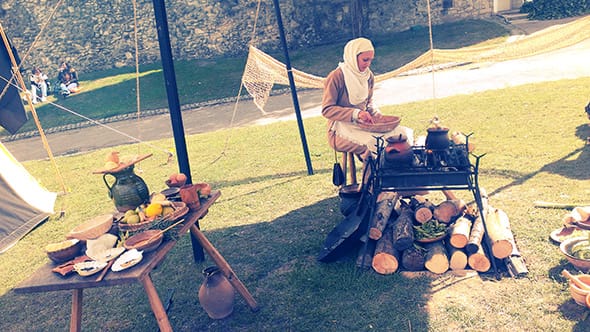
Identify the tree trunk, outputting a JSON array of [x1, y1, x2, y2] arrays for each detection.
[[413, 200, 434, 224], [467, 244, 491, 272], [392, 205, 415, 251], [368, 192, 398, 240], [402, 245, 425, 271], [449, 215, 472, 248], [372, 225, 400, 274], [424, 241, 449, 274], [446, 241, 468, 270]]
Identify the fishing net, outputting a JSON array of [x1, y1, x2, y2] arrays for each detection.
[[241, 15, 590, 112]]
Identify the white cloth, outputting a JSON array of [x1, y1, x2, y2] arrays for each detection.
[[339, 38, 374, 105]]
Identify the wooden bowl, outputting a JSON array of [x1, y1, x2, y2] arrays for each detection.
[[124, 230, 163, 252], [560, 237, 590, 272], [357, 115, 401, 133], [46, 239, 83, 263], [67, 214, 114, 241]]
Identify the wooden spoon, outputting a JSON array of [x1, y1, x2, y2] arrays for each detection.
[[561, 269, 590, 291]]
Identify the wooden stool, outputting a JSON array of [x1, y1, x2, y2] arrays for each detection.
[[340, 152, 357, 186]]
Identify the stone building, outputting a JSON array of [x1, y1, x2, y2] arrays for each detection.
[[0, 0, 521, 75]]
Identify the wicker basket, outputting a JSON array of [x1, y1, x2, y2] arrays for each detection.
[[67, 214, 114, 241], [118, 218, 154, 233], [358, 115, 401, 133]]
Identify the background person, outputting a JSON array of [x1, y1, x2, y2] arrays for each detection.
[[57, 62, 79, 96], [321, 37, 413, 159], [29, 67, 48, 104]]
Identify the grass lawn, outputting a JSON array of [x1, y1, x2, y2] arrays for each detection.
[[1, 18, 590, 331]]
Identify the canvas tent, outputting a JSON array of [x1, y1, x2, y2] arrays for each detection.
[[0, 142, 56, 253], [0, 29, 56, 253]]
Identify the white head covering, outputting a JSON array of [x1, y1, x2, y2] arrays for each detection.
[[338, 37, 374, 105]]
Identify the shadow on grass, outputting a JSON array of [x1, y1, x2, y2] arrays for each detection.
[[0, 196, 436, 331]]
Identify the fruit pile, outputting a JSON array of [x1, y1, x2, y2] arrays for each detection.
[[120, 193, 176, 225]]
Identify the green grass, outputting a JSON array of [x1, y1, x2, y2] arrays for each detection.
[[1, 18, 590, 331]]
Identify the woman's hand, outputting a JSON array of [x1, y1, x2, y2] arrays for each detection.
[[357, 110, 375, 124]]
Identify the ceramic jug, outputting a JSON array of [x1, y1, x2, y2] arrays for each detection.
[[198, 266, 235, 319], [102, 165, 150, 212]]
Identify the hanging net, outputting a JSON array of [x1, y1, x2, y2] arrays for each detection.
[[241, 15, 590, 112]]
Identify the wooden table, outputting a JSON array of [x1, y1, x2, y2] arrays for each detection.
[[14, 190, 259, 331]]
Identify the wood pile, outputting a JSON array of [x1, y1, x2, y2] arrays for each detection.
[[357, 189, 528, 278]]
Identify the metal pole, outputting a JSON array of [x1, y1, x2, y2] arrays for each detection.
[[151, 0, 192, 184], [152, 0, 204, 263], [272, 0, 314, 175]]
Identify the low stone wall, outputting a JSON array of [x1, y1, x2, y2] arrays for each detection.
[[0, 0, 492, 76]]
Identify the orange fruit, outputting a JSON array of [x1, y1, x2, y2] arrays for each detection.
[[145, 203, 163, 218]]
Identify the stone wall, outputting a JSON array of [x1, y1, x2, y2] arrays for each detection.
[[0, 0, 492, 76]]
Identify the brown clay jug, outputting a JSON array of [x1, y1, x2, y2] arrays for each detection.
[[198, 266, 235, 319], [384, 133, 413, 165]]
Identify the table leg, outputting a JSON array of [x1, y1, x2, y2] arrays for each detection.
[[190, 222, 205, 262], [70, 289, 82, 332], [190, 225, 260, 312], [140, 275, 173, 332]]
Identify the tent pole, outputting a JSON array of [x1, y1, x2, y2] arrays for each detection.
[[151, 0, 192, 184], [152, 0, 205, 263], [272, 0, 314, 175]]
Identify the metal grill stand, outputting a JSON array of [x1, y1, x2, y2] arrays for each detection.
[[367, 136, 499, 278]]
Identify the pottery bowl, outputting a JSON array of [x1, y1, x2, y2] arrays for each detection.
[[46, 239, 82, 263], [124, 230, 163, 252], [569, 281, 590, 306], [560, 237, 590, 272]]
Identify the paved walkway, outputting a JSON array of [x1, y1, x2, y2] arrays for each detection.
[[5, 16, 590, 162]]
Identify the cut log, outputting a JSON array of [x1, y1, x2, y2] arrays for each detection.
[[391, 205, 415, 251], [484, 207, 514, 259], [445, 241, 468, 270], [356, 240, 376, 270], [371, 225, 400, 274], [433, 200, 459, 223], [504, 239, 529, 278], [368, 192, 399, 240], [424, 241, 449, 274], [413, 200, 434, 224], [465, 215, 485, 254], [402, 245, 425, 271], [449, 215, 472, 248], [467, 244, 491, 272]]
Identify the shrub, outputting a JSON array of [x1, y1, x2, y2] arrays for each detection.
[[521, 0, 590, 20]]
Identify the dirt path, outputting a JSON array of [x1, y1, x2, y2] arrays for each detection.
[[5, 16, 590, 162]]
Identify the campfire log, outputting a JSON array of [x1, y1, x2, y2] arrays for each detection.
[[410, 195, 434, 224], [433, 200, 459, 224], [467, 244, 491, 272], [424, 241, 449, 274], [371, 225, 400, 274], [445, 241, 468, 270], [402, 245, 425, 271], [484, 207, 514, 259], [449, 215, 472, 249], [392, 205, 415, 251], [368, 192, 399, 240]]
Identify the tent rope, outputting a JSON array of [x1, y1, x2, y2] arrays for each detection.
[[211, 0, 264, 164], [0, 22, 68, 215]]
